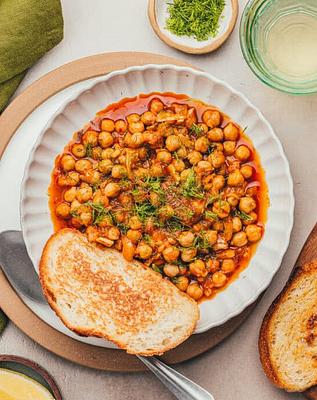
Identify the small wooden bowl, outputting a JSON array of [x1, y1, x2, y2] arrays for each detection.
[[148, 0, 239, 54], [0, 355, 62, 399]]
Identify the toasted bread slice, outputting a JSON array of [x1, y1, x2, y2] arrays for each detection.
[[259, 260, 317, 392], [40, 228, 199, 355]]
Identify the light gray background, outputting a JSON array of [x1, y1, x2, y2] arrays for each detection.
[[1, 0, 317, 399]]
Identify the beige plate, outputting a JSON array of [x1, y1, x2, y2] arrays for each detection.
[[148, 0, 239, 54], [0, 52, 258, 371]]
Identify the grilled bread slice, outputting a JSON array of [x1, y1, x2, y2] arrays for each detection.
[[259, 260, 317, 392], [40, 228, 199, 355]]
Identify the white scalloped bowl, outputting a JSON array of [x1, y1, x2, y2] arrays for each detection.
[[21, 65, 294, 340]]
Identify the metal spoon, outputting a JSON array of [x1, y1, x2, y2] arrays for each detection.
[[0, 230, 215, 400]]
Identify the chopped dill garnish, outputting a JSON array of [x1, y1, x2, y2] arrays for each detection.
[[151, 264, 162, 274], [85, 143, 93, 158], [116, 223, 129, 234], [133, 201, 157, 222], [190, 123, 204, 136], [91, 182, 100, 192], [142, 176, 165, 197], [207, 143, 218, 154], [70, 210, 79, 218], [180, 169, 204, 199], [165, 215, 190, 232], [233, 209, 253, 221], [85, 201, 113, 225], [166, 0, 226, 42], [205, 210, 218, 220], [143, 233, 152, 243], [206, 194, 220, 206], [193, 232, 211, 250]]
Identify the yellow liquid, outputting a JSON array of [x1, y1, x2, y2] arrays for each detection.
[[266, 12, 317, 78], [0, 368, 55, 400]]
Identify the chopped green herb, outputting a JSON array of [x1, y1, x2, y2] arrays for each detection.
[[206, 194, 220, 206], [91, 182, 100, 192], [207, 143, 218, 154], [181, 169, 204, 199], [190, 123, 204, 136], [70, 210, 79, 218], [143, 233, 152, 243], [205, 210, 218, 220], [151, 264, 162, 274], [193, 232, 211, 250], [133, 201, 157, 222], [166, 0, 226, 42], [165, 215, 190, 232], [142, 176, 165, 197], [233, 209, 253, 221], [85, 143, 93, 158], [85, 201, 113, 225], [116, 223, 129, 234]]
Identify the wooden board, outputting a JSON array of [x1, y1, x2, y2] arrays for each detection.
[[0, 51, 259, 371]]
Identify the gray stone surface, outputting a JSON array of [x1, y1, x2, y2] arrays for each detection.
[[1, 0, 317, 399]]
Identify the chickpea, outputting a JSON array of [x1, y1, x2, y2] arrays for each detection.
[[185, 108, 197, 127], [181, 247, 198, 264], [178, 231, 195, 247], [177, 147, 187, 159], [56, 202, 70, 219], [206, 261, 220, 275], [209, 151, 225, 168], [96, 237, 114, 247], [80, 169, 100, 184], [126, 113, 140, 124], [129, 121, 145, 134], [82, 130, 98, 146], [212, 200, 230, 219], [122, 236, 136, 261], [76, 186, 93, 202], [192, 199, 205, 216], [239, 196, 256, 214], [57, 171, 80, 187], [101, 118, 115, 132], [227, 170, 244, 186], [213, 175, 225, 190], [245, 224, 262, 242], [114, 119, 127, 133], [60, 154, 75, 171], [104, 182, 120, 198], [141, 111, 156, 126], [157, 150, 172, 164], [232, 216, 242, 232], [231, 231, 248, 247], [165, 135, 181, 152], [71, 143, 86, 158], [240, 165, 253, 179], [98, 131, 114, 148], [243, 211, 258, 226], [212, 271, 227, 287], [222, 259, 236, 274], [162, 246, 180, 263], [235, 145, 251, 161], [202, 110, 221, 128], [101, 148, 114, 159], [64, 187, 77, 202], [118, 193, 133, 207], [75, 159, 92, 173], [174, 276, 189, 292], [150, 164, 164, 177], [186, 283, 203, 300], [70, 199, 81, 212], [135, 243, 152, 259], [127, 229, 142, 243], [98, 159, 113, 174], [189, 259, 207, 277], [227, 194, 239, 207], [207, 128, 224, 142], [93, 190, 109, 206], [204, 230, 218, 245], [80, 212, 92, 226], [223, 141, 236, 155], [172, 159, 186, 172], [129, 215, 142, 230], [188, 150, 202, 165], [197, 160, 213, 174], [163, 264, 179, 278], [223, 123, 239, 141], [148, 192, 160, 207], [111, 165, 127, 179], [195, 136, 209, 153], [91, 146, 102, 160], [158, 205, 174, 221], [149, 98, 164, 114]]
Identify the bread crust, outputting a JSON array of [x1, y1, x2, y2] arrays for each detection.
[[259, 260, 317, 391], [40, 228, 199, 355]]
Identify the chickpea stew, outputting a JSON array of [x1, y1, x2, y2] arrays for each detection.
[[49, 93, 268, 302]]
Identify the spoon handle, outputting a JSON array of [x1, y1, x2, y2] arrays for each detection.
[[137, 356, 215, 400]]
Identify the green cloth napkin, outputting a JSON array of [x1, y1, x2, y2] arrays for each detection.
[[0, 309, 8, 334], [0, 0, 64, 112]]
